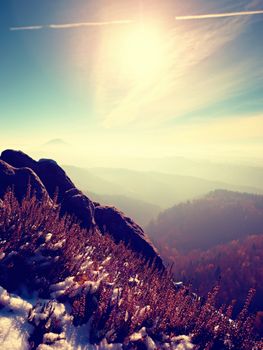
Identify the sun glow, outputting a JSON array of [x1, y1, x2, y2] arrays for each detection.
[[92, 21, 172, 125], [118, 24, 166, 80]]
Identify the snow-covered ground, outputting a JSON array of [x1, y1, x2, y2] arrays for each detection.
[[0, 232, 194, 350], [0, 286, 33, 350], [0, 286, 120, 350], [0, 285, 194, 350]]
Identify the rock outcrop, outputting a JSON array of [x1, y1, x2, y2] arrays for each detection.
[[0, 150, 163, 268], [0, 159, 48, 201], [1, 150, 95, 230], [94, 205, 163, 267], [1, 150, 74, 201], [60, 188, 95, 229]]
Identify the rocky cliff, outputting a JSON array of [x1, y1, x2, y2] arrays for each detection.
[[0, 150, 163, 268]]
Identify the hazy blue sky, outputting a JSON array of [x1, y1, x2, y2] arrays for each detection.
[[1, 0, 263, 165]]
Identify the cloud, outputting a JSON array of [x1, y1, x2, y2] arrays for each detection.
[[166, 113, 263, 144], [10, 20, 133, 31], [99, 14, 253, 128], [175, 10, 263, 20], [93, 1, 263, 129], [154, 113, 263, 160]]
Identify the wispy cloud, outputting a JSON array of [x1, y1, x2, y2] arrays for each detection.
[[10, 20, 133, 31], [98, 14, 253, 128], [175, 9, 263, 20], [147, 112, 263, 160]]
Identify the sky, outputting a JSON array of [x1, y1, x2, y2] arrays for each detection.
[[0, 0, 263, 166]]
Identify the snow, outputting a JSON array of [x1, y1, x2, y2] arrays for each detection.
[[52, 239, 65, 250], [28, 300, 72, 329], [130, 328, 194, 350], [43, 332, 65, 343], [130, 327, 157, 350], [0, 316, 31, 350], [50, 275, 103, 299], [173, 282, 183, 288], [0, 287, 33, 350], [0, 286, 32, 315], [131, 327, 147, 341], [96, 338, 122, 350], [138, 305, 150, 318], [128, 274, 140, 285], [0, 231, 195, 350], [145, 335, 157, 350], [101, 256, 112, 265], [37, 342, 70, 350], [79, 259, 93, 272], [170, 335, 194, 350], [45, 233, 53, 243], [0, 284, 194, 350], [111, 287, 122, 302]]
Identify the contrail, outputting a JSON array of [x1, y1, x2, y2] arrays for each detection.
[[175, 9, 263, 20], [10, 20, 133, 31], [10, 25, 44, 31], [49, 20, 134, 29], [11, 9, 263, 31]]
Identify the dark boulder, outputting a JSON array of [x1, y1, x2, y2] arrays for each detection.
[[1, 150, 74, 201], [61, 188, 95, 229], [37, 159, 74, 201], [0, 159, 48, 201], [94, 205, 163, 268], [1, 150, 95, 230], [1, 149, 36, 169]]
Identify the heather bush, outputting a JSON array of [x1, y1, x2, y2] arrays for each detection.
[[0, 189, 262, 349]]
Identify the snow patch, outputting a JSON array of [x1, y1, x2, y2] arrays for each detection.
[[0, 287, 33, 350], [0, 286, 32, 315]]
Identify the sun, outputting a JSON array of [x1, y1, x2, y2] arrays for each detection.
[[118, 24, 166, 80], [92, 22, 170, 122]]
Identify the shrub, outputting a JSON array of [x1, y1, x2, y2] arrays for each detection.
[[0, 189, 262, 349]]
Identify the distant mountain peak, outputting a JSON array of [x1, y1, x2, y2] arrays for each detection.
[[44, 138, 69, 146]]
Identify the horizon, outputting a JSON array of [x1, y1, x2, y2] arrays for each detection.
[[1, 143, 263, 170]]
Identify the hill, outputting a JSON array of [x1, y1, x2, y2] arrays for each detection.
[[64, 166, 259, 209], [114, 156, 263, 191], [147, 190, 263, 315], [148, 190, 263, 251], [63, 165, 127, 196]]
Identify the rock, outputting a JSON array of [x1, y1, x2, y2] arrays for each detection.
[[0, 150, 164, 268], [1, 150, 74, 201], [94, 205, 163, 268], [0, 159, 48, 201], [1, 150, 94, 229], [1, 149, 36, 169], [61, 188, 95, 229], [37, 159, 74, 201]]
